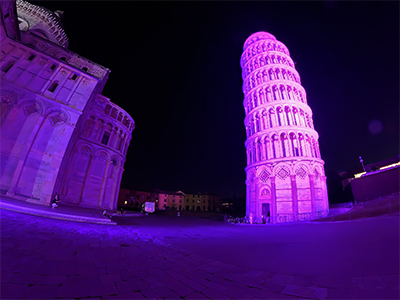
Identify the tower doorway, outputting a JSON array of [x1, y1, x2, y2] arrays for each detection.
[[262, 203, 270, 217]]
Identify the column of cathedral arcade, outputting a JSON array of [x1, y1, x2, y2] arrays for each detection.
[[241, 32, 329, 223]]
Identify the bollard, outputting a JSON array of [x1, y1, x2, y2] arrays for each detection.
[[388, 202, 392, 213]]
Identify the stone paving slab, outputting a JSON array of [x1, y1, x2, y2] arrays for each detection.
[[1, 209, 399, 300]]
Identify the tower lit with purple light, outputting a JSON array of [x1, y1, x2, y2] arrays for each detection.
[[241, 31, 329, 223]]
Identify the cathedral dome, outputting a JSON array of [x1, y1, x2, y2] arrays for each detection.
[[16, 0, 69, 48]]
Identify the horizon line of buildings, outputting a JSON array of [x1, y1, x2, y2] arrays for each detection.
[[118, 188, 224, 212]]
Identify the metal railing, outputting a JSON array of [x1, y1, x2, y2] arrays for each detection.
[[225, 210, 329, 224]]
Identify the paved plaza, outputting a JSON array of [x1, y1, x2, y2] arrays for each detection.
[[1, 201, 399, 299]]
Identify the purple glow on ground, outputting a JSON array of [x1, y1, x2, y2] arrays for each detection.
[[1, 209, 399, 298]]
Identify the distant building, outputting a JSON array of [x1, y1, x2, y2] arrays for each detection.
[[182, 192, 220, 211], [241, 32, 329, 223], [152, 190, 184, 211], [118, 189, 221, 212], [0, 0, 134, 210], [339, 155, 400, 202], [118, 189, 152, 210]]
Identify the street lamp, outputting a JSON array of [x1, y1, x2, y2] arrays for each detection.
[[359, 156, 366, 172]]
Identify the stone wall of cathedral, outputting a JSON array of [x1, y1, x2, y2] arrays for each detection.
[[0, 39, 99, 205], [54, 95, 134, 210], [0, 0, 134, 210]]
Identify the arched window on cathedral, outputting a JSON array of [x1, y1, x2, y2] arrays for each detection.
[[101, 131, 110, 145], [0, 103, 9, 127], [1, 62, 14, 73], [82, 116, 95, 138], [117, 112, 123, 122], [101, 123, 113, 145], [124, 140, 130, 156], [104, 104, 112, 115], [48, 81, 59, 93], [110, 108, 118, 119], [89, 119, 104, 140], [118, 131, 124, 151], [108, 159, 118, 179]]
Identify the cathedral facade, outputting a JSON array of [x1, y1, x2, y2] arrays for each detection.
[[241, 32, 328, 223], [0, 0, 134, 209]]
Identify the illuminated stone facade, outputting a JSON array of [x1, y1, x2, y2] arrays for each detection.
[[0, 0, 134, 209], [241, 32, 328, 223]]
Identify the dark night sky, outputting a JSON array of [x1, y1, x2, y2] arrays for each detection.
[[31, 1, 399, 198]]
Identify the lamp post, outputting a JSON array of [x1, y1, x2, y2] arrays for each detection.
[[359, 156, 366, 172]]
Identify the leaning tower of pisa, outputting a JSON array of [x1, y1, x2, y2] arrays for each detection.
[[241, 31, 329, 223]]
